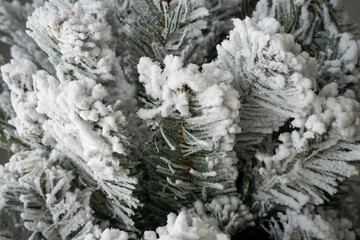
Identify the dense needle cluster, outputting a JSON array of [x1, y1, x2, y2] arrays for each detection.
[[0, 0, 359, 239]]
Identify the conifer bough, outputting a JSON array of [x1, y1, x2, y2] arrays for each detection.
[[0, 0, 359, 239]]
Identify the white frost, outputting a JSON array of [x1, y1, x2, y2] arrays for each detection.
[[144, 211, 229, 240]]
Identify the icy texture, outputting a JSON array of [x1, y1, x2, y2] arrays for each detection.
[[144, 198, 254, 240], [138, 55, 240, 136], [0, 57, 14, 119], [206, 196, 255, 234], [1, 0, 360, 239], [217, 17, 317, 145], [0, 0, 53, 73], [255, 83, 360, 213], [0, 162, 32, 240], [1, 59, 48, 147], [3, 150, 97, 239], [138, 55, 240, 216], [84, 227, 129, 240], [118, 0, 209, 81], [2, 0, 140, 230], [252, 0, 360, 97], [0, 166, 15, 210], [144, 210, 229, 240], [27, 0, 133, 97], [268, 210, 338, 240], [34, 67, 130, 175], [0, 168, 32, 240], [319, 33, 360, 92], [0, 56, 19, 151], [3, 149, 135, 240]]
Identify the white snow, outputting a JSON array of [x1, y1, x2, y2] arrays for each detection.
[[144, 211, 229, 240]]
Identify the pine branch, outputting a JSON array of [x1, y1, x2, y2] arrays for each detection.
[[1, 59, 48, 148], [4, 0, 142, 231], [252, 0, 360, 95], [216, 17, 317, 146], [254, 83, 360, 215], [267, 209, 338, 240], [144, 196, 254, 239], [117, 0, 208, 84], [143, 200, 229, 240], [137, 55, 240, 222], [0, 0, 53, 73], [1, 0, 360, 238], [0, 165, 33, 240], [0, 149, 133, 240]]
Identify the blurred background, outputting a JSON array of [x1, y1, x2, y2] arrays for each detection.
[[0, 0, 359, 164]]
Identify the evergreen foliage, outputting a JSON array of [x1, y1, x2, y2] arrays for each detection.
[[117, 0, 209, 83], [0, 0, 359, 239], [137, 55, 240, 222], [216, 17, 317, 146]]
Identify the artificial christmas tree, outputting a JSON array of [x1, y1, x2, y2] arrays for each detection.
[[0, 0, 360, 239]]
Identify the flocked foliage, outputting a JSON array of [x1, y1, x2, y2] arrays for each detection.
[[216, 17, 317, 146], [117, 0, 209, 83], [137, 55, 240, 222], [254, 82, 360, 214], [0, 0, 360, 240], [253, 0, 360, 95]]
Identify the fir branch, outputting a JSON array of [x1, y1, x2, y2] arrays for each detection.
[[117, 0, 208, 84], [252, 0, 360, 94], [138, 55, 240, 223], [254, 82, 360, 215], [216, 17, 317, 146], [7, 0, 142, 231], [0, 0, 53, 73]]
